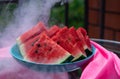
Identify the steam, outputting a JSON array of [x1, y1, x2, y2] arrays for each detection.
[[0, 1, 82, 79], [0, 58, 80, 79], [0, 0, 64, 48], [0, 58, 69, 79]]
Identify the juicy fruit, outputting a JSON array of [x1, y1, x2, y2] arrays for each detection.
[[17, 22, 47, 45], [76, 27, 91, 50], [17, 22, 47, 56], [52, 27, 86, 61], [47, 25, 60, 38], [25, 33, 73, 64], [19, 25, 61, 56], [16, 22, 92, 64], [76, 27, 92, 56], [19, 35, 40, 56]]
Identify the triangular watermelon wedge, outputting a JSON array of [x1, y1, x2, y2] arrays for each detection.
[[47, 25, 60, 38], [52, 27, 87, 61], [25, 32, 73, 64], [17, 22, 47, 45], [18, 25, 60, 57], [76, 27, 91, 50], [76, 27, 92, 56], [68, 27, 87, 61], [16, 22, 92, 64], [19, 35, 40, 57]]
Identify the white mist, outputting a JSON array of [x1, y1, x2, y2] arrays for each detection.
[[0, 0, 64, 48]]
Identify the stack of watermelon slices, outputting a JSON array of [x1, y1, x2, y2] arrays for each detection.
[[16, 22, 92, 64]]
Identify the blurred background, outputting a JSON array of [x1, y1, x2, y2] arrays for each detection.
[[0, 0, 120, 47]]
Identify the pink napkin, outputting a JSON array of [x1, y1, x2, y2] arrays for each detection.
[[0, 41, 120, 79], [81, 41, 120, 79]]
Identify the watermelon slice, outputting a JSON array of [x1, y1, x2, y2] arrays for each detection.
[[47, 25, 60, 38], [76, 27, 92, 56], [52, 27, 86, 61], [17, 22, 47, 45], [16, 22, 92, 64], [76, 27, 90, 50], [84, 35, 92, 56], [77, 27, 91, 49], [25, 32, 73, 64], [68, 27, 80, 43], [68, 27, 87, 61], [19, 35, 40, 56], [18, 25, 60, 57], [78, 27, 87, 38]]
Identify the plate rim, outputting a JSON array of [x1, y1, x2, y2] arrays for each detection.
[[10, 43, 96, 66]]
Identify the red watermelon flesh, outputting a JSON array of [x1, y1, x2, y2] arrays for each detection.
[[68, 27, 87, 61], [78, 27, 87, 38], [85, 36, 92, 51], [76, 28, 89, 49], [68, 27, 79, 44], [17, 22, 47, 45], [19, 34, 40, 56], [52, 27, 86, 61], [18, 25, 60, 57], [71, 43, 86, 61], [68, 27, 86, 53], [76, 28, 92, 57], [25, 33, 73, 64], [47, 25, 60, 38]]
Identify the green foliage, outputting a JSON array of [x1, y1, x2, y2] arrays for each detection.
[[0, 3, 17, 30], [49, 0, 84, 28], [69, 0, 84, 28], [48, 4, 65, 27], [0, 0, 84, 29]]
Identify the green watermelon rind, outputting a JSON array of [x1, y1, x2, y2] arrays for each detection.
[[71, 53, 86, 62], [16, 24, 92, 64], [24, 52, 73, 64], [11, 43, 95, 66], [18, 44, 26, 57], [16, 37, 22, 46], [72, 55, 86, 62], [53, 53, 73, 64], [61, 55, 74, 63]]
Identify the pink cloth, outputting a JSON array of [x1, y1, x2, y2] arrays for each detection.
[[0, 41, 120, 79], [81, 41, 120, 79]]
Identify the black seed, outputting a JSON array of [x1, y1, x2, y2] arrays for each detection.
[[31, 39, 39, 46], [57, 41, 60, 44], [37, 44, 41, 47], [31, 43, 34, 46], [35, 50, 38, 54]]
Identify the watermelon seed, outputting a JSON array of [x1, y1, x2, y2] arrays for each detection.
[[31, 43, 34, 46], [37, 44, 41, 47], [35, 50, 38, 54], [31, 39, 39, 46], [57, 41, 60, 44]]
